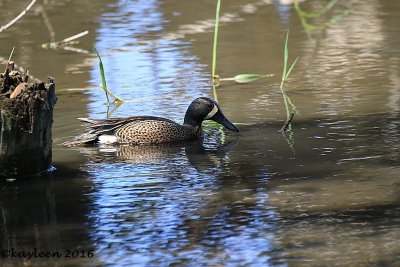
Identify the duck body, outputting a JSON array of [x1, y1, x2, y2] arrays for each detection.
[[64, 97, 239, 146], [72, 116, 202, 145]]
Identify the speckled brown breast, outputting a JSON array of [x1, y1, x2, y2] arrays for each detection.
[[115, 120, 201, 144]]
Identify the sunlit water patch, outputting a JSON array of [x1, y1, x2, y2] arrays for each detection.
[[81, 130, 280, 266], [88, 0, 210, 121], [2, 0, 400, 266]]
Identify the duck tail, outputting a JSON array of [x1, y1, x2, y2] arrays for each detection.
[[63, 118, 100, 146], [62, 132, 99, 147], [77, 117, 101, 124]]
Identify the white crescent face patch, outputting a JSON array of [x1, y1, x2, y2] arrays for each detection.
[[205, 105, 219, 120]]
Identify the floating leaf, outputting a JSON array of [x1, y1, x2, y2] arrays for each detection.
[[220, 74, 274, 84], [234, 74, 273, 83]]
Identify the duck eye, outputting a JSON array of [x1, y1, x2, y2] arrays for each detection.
[[207, 103, 214, 109]]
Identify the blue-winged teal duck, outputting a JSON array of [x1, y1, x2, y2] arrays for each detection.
[[64, 97, 239, 146]]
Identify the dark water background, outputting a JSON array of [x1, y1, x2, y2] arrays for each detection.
[[1, 0, 400, 266]]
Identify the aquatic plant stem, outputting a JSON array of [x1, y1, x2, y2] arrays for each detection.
[[8, 47, 15, 62], [42, 31, 89, 49], [93, 46, 124, 104], [212, 0, 221, 84], [211, 0, 221, 102], [0, 0, 37, 33], [279, 81, 293, 132], [280, 31, 299, 132], [210, 0, 273, 90], [212, 84, 219, 103]]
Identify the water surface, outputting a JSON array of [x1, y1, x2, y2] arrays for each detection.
[[1, 0, 400, 266]]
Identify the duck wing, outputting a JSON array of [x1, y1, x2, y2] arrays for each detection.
[[63, 116, 177, 146]]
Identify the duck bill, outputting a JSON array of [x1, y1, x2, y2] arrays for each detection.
[[211, 111, 239, 132]]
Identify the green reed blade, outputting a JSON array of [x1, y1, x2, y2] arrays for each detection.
[[93, 46, 110, 104], [212, 84, 218, 103], [212, 0, 221, 82], [279, 31, 299, 132], [93, 46, 124, 104], [8, 46, 15, 62], [282, 31, 289, 82], [285, 56, 299, 81]]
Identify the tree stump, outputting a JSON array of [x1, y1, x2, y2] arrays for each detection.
[[0, 62, 56, 177]]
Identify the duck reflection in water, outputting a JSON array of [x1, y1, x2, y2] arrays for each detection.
[[77, 129, 238, 171]]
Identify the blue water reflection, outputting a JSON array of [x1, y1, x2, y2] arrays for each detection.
[[78, 0, 400, 266], [82, 140, 278, 265], [85, 1, 277, 265], [88, 0, 209, 121]]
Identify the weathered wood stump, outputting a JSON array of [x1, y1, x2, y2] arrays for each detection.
[[0, 62, 56, 177]]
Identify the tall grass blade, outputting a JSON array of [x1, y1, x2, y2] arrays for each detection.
[[282, 31, 289, 82], [212, 0, 221, 81], [211, 0, 221, 101], [8, 46, 15, 62], [212, 84, 218, 103], [285, 56, 299, 81], [279, 31, 299, 132], [94, 46, 110, 104], [93, 46, 124, 104]]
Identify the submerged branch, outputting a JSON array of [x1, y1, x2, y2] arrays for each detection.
[[0, 0, 37, 33], [42, 30, 89, 49], [280, 112, 295, 133]]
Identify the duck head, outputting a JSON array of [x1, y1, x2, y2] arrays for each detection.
[[183, 97, 239, 132]]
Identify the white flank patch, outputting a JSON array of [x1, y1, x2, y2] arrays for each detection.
[[98, 135, 118, 144], [205, 105, 219, 119]]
